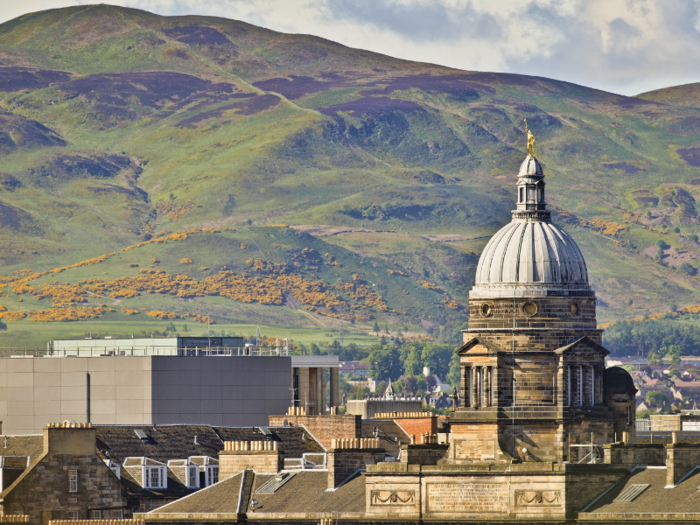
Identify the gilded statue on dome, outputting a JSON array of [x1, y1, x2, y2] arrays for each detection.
[[524, 118, 535, 157]]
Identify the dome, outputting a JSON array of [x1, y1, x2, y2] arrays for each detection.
[[474, 220, 588, 287], [470, 154, 593, 299], [603, 367, 637, 395], [519, 156, 543, 176]]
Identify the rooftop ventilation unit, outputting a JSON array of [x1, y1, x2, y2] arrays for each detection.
[[259, 427, 272, 436], [134, 429, 148, 441]]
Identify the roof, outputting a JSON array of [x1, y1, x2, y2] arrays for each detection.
[[95, 425, 323, 464], [604, 366, 637, 394], [0, 435, 43, 460], [148, 470, 365, 516], [582, 467, 700, 518], [148, 472, 244, 514], [252, 471, 365, 514], [339, 361, 368, 370], [360, 420, 409, 458]]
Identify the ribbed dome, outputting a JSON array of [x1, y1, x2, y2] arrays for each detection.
[[474, 220, 588, 286], [470, 154, 593, 299]]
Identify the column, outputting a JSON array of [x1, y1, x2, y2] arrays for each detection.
[[492, 367, 498, 407], [472, 367, 479, 408], [578, 366, 583, 407], [567, 366, 571, 407], [589, 367, 595, 406], [484, 367, 492, 407], [462, 366, 470, 407], [320, 367, 327, 415], [330, 367, 339, 409]]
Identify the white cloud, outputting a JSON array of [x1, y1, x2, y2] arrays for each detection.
[[2, 0, 700, 95]]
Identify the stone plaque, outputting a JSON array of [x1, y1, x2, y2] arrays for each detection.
[[370, 490, 416, 506], [427, 482, 507, 514]]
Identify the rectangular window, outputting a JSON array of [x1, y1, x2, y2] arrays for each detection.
[[149, 467, 160, 488], [188, 467, 197, 488], [68, 470, 78, 493], [68, 511, 79, 520], [112, 510, 124, 519], [89, 510, 101, 519], [627, 406, 632, 426], [207, 466, 219, 486]]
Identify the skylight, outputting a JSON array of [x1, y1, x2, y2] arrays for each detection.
[[614, 484, 650, 503]]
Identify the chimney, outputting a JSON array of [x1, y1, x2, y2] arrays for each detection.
[[219, 441, 281, 478], [327, 438, 384, 489], [43, 422, 95, 456], [666, 442, 700, 487]]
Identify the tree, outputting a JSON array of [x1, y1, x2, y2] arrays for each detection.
[[679, 262, 697, 276], [368, 345, 402, 382], [446, 352, 460, 388], [646, 391, 668, 406], [401, 343, 423, 377], [373, 321, 380, 335]]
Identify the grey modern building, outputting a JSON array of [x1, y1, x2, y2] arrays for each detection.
[[0, 340, 340, 434], [0, 355, 291, 434]]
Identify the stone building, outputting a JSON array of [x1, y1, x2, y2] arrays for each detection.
[[450, 154, 636, 464], [0, 424, 128, 523]]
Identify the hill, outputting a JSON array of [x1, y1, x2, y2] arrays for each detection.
[[1, 5, 700, 347]]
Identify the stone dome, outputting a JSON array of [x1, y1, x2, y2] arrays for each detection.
[[603, 367, 637, 395], [470, 155, 593, 299]]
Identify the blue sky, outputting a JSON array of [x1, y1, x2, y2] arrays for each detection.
[[3, 0, 700, 96]]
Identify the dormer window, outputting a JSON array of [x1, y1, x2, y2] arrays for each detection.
[[167, 459, 200, 489], [123, 457, 167, 490]]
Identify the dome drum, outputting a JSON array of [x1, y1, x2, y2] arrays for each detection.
[[467, 297, 598, 331]]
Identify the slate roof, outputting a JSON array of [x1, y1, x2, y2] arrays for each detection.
[[252, 471, 365, 514], [148, 472, 244, 514], [95, 425, 323, 464], [360, 419, 409, 458], [94, 425, 324, 501], [0, 435, 43, 463], [582, 466, 700, 518]]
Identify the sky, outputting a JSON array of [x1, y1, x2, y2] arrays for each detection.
[[2, 0, 700, 96]]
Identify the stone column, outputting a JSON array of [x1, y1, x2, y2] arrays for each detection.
[[492, 366, 499, 407], [578, 366, 583, 407], [462, 366, 470, 407], [472, 367, 479, 408], [556, 357, 564, 408], [484, 367, 492, 407]]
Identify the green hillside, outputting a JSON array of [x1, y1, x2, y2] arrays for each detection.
[[0, 5, 700, 347]]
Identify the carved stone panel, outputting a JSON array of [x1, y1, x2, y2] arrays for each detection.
[[514, 490, 561, 507], [370, 490, 415, 506]]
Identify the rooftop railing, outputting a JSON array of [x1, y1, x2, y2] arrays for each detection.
[[0, 346, 290, 358]]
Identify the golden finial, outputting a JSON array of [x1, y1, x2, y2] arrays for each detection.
[[524, 118, 535, 157]]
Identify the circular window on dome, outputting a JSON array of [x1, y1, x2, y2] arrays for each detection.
[[570, 303, 580, 315], [481, 303, 493, 317], [522, 302, 538, 317]]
